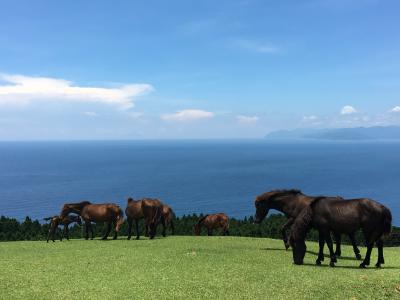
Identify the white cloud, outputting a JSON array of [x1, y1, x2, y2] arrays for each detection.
[[236, 115, 259, 124], [232, 39, 279, 54], [390, 106, 400, 113], [161, 109, 214, 122], [83, 111, 98, 117], [302, 115, 318, 122], [340, 105, 357, 115], [0, 74, 153, 110]]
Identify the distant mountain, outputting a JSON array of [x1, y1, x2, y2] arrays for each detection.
[[265, 126, 400, 141]]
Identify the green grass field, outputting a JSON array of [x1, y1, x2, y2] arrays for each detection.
[[1, 236, 399, 299]]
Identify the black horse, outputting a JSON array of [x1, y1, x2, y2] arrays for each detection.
[[44, 214, 81, 242], [289, 197, 392, 268], [254, 189, 361, 259]]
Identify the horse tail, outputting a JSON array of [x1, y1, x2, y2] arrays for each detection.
[[116, 207, 125, 231], [152, 205, 163, 225], [381, 206, 392, 236]]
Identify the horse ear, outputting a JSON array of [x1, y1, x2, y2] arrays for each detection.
[[291, 204, 314, 242]]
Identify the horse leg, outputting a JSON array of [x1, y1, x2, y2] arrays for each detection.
[[224, 226, 230, 236], [85, 221, 90, 240], [65, 225, 70, 241], [90, 224, 95, 239], [60, 226, 65, 241], [349, 233, 362, 260], [127, 218, 133, 240], [334, 233, 341, 257], [113, 221, 118, 240], [136, 219, 140, 240], [102, 222, 111, 240], [281, 218, 294, 250], [170, 220, 175, 235], [145, 222, 149, 237], [47, 226, 53, 243], [325, 232, 337, 267], [375, 238, 384, 268], [360, 243, 373, 268], [162, 219, 166, 237], [316, 230, 325, 265]]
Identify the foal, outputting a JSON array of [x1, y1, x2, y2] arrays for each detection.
[[44, 215, 81, 242]]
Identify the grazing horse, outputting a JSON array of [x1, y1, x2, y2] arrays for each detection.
[[125, 198, 164, 240], [289, 197, 392, 268], [194, 213, 230, 236], [161, 204, 175, 237], [60, 201, 124, 240], [44, 215, 81, 242], [253, 189, 361, 259]]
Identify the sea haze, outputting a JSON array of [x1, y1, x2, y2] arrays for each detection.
[[0, 140, 399, 225]]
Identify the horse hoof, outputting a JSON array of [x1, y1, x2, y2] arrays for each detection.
[[335, 252, 341, 257], [136, 237, 140, 240], [332, 257, 337, 263], [127, 237, 131, 240], [329, 262, 335, 267], [356, 254, 362, 260], [359, 263, 366, 268], [375, 263, 381, 268], [316, 260, 321, 266]]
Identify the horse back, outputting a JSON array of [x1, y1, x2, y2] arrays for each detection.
[[125, 200, 143, 219], [81, 203, 121, 222], [312, 198, 384, 233], [141, 198, 163, 221]]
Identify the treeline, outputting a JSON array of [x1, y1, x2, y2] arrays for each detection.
[[1, 214, 400, 246]]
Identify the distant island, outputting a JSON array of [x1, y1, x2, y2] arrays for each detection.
[[265, 126, 400, 141]]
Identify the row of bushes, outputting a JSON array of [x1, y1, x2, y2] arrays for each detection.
[[1, 214, 399, 246]]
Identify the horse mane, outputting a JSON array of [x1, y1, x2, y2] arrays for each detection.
[[197, 214, 209, 226], [270, 189, 302, 197]]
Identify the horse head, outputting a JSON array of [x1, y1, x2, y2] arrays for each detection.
[[254, 189, 302, 223]]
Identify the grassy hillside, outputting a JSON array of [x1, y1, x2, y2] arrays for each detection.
[[1, 236, 399, 299]]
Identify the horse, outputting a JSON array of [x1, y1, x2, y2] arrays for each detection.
[[60, 201, 124, 240], [44, 214, 81, 242], [161, 204, 175, 237], [194, 213, 230, 236], [125, 198, 164, 240], [253, 189, 361, 259], [289, 197, 392, 268]]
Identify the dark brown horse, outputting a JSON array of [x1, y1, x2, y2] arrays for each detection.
[[194, 213, 230, 236], [253, 189, 361, 259], [161, 204, 175, 237], [60, 201, 124, 240], [44, 214, 81, 242], [289, 197, 392, 268], [125, 198, 164, 240]]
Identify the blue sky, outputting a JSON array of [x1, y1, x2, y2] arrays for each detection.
[[1, 0, 400, 139]]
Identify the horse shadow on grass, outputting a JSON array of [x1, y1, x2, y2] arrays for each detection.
[[260, 248, 400, 270], [261, 247, 359, 260]]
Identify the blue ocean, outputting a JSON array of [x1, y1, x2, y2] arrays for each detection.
[[0, 140, 399, 225]]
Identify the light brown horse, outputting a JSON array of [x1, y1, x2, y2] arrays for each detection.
[[161, 204, 175, 237], [194, 213, 230, 236], [44, 214, 81, 242], [60, 201, 124, 240], [125, 198, 164, 240]]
